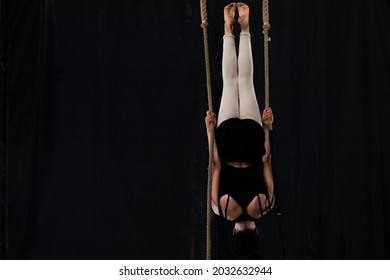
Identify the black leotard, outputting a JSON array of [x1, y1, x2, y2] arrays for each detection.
[[215, 118, 270, 222]]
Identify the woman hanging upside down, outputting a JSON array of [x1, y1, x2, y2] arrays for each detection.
[[205, 2, 275, 258]]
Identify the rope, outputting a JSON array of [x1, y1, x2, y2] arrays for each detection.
[[200, 0, 213, 260], [262, 0, 272, 130]]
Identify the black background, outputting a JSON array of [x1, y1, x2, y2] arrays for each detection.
[[1, 0, 390, 259]]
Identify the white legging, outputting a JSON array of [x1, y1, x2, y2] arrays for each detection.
[[217, 32, 263, 127]]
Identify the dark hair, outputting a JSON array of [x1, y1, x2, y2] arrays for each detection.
[[231, 229, 261, 259]]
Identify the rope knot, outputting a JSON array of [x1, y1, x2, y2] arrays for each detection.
[[201, 21, 209, 28], [262, 23, 270, 31]]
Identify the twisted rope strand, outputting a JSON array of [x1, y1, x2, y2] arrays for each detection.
[[262, 0, 272, 130], [200, 0, 213, 261]]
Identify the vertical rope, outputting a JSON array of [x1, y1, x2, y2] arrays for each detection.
[[200, 0, 213, 260], [262, 0, 272, 130]]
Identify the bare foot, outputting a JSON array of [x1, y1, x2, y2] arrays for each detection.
[[237, 2, 249, 32], [224, 3, 236, 35]]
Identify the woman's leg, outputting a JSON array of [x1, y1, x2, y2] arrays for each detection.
[[237, 3, 262, 125], [217, 3, 239, 127]]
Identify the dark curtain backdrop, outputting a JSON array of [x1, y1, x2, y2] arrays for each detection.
[[1, 0, 389, 259]]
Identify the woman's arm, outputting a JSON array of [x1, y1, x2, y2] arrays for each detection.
[[263, 155, 274, 199], [210, 159, 221, 215], [205, 111, 221, 214], [262, 108, 275, 205], [261, 107, 273, 162], [262, 126, 271, 162]]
